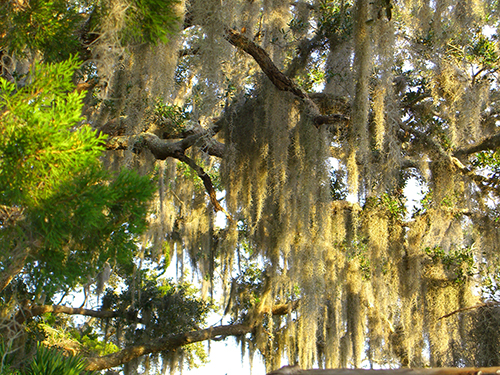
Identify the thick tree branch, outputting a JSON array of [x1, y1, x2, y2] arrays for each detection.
[[105, 133, 227, 215], [106, 131, 225, 159], [454, 132, 500, 158], [225, 28, 305, 98], [174, 152, 229, 217], [83, 299, 298, 371], [15, 304, 118, 324], [224, 28, 349, 126], [85, 323, 254, 371]]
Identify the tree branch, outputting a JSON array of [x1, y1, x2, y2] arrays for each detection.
[[0, 234, 42, 293], [105, 130, 225, 159], [438, 301, 500, 320], [85, 323, 254, 371], [15, 304, 118, 324], [13, 299, 298, 371], [454, 132, 500, 158], [105, 133, 227, 215], [224, 28, 349, 126], [174, 152, 230, 217], [0, 245, 31, 293], [224, 28, 305, 98]]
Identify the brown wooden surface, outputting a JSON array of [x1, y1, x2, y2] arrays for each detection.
[[267, 367, 500, 375]]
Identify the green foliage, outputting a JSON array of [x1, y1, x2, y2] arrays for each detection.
[[469, 35, 499, 67], [473, 149, 500, 172], [346, 237, 371, 280], [72, 331, 119, 357], [379, 193, 407, 220], [0, 0, 84, 62], [0, 57, 104, 206], [122, 0, 180, 45], [24, 344, 96, 375], [0, 57, 155, 298], [0, 340, 96, 375], [180, 342, 209, 370], [177, 159, 221, 192], [101, 275, 212, 338], [425, 246, 476, 283], [317, 0, 353, 40], [0, 338, 21, 375], [364, 193, 406, 220], [153, 101, 190, 133]]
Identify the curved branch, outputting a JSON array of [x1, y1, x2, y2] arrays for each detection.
[[15, 304, 118, 324], [174, 152, 230, 217], [438, 301, 500, 320], [224, 28, 305, 98], [105, 133, 227, 214], [106, 131, 225, 159], [84, 299, 299, 371], [454, 132, 500, 158], [224, 28, 348, 126], [85, 323, 254, 371]]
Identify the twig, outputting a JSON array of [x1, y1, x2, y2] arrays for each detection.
[[438, 301, 500, 320]]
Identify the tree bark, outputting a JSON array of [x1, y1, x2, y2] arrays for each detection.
[[15, 304, 119, 324], [224, 28, 348, 126], [0, 244, 31, 293], [267, 368, 500, 375], [15, 301, 298, 370], [85, 323, 254, 371]]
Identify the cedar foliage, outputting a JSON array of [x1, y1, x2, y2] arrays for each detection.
[[2, 0, 500, 373]]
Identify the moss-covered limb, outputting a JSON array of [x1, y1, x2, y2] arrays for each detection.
[[399, 122, 500, 197], [84, 299, 299, 371], [14, 304, 120, 324], [224, 28, 348, 127], [105, 132, 226, 212], [454, 132, 500, 158], [174, 152, 228, 215], [105, 131, 225, 159], [84, 323, 254, 371]]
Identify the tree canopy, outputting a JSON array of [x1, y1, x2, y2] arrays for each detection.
[[1, 0, 500, 374]]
